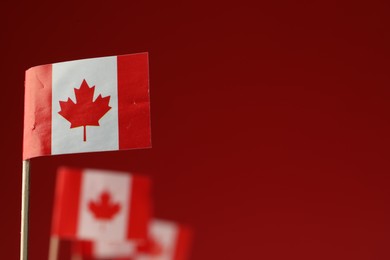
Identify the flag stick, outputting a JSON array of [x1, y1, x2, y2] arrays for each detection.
[[20, 160, 30, 260], [48, 236, 59, 260]]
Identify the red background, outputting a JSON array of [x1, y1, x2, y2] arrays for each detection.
[[1, 1, 390, 259]]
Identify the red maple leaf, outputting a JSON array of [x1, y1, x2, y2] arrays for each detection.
[[137, 238, 164, 256], [58, 79, 111, 141], [88, 191, 121, 221]]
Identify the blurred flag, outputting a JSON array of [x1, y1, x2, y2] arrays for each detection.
[[73, 240, 136, 260], [135, 220, 192, 260], [51, 167, 152, 242], [72, 220, 193, 260], [23, 53, 151, 159]]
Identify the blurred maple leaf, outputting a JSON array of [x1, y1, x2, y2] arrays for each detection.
[[88, 191, 121, 220], [137, 238, 163, 256], [58, 79, 111, 141]]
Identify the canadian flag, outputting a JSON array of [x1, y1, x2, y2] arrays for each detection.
[[72, 240, 137, 260], [23, 53, 151, 159], [51, 167, 152, 242], [135, 220, 193, 260], [72, 220, 193, 260]]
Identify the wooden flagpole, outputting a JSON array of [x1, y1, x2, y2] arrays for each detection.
[[20, 160, 30, 260], [48, 236, 60, 260]]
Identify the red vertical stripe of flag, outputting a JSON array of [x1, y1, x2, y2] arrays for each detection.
[[117, 53, 151, 150], [52, 167, 82, 237], [174, 226, 193, 260], [23, 64, 52, 159], [127, 175, 152, 239]]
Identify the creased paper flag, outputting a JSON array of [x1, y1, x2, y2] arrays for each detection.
[[23, 53, 151, 159], [73, 219, 193, 260], [51, 167, 152, 242]]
